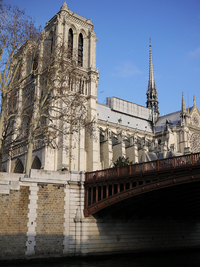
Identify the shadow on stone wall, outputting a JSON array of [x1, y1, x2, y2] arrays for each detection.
[[0, 234, 86, 261], [35, 234, 66, 256], [0, 234, 27, 260], [90, 183, 200, 254]]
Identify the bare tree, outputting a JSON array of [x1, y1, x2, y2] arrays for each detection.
[[0, 1, 41, 169], [24, 36, 94, 174]]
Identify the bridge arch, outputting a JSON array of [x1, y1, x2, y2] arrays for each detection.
[[93, 180, 200, 220], [84, 153, 200, 217]]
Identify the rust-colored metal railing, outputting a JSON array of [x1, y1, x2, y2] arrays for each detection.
[[84, 152, 200, 217], [85, 152, 200, 182]]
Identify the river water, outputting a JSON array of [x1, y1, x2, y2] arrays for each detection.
[[2, 250, 200, 267]]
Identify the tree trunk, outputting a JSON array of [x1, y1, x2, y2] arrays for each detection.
[[0, 96, 6, 170], [26, 137, 34, 176], [0, 97, 6, 150], [0, 145, 3, 171]]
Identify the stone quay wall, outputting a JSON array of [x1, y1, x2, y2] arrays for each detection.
[[0, 170, 200, 260]]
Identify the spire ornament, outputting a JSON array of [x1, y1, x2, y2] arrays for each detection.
[[180, 92, 189, 126], [60, 0, 69, 11], [181, 91, 187, 114], [193, 95, 196, 106]]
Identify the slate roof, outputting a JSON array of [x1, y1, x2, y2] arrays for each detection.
[[147, 152, 158, 161], [155, 107, 193, 133], [155, 111, 181, 132], [97, 99, 194, 135], [97, 103, 153, 133]]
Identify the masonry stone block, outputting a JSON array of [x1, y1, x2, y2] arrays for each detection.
[[1, 168, 200, 260]]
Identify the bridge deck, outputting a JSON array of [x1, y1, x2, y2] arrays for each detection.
[[84, 153, 200, 217]]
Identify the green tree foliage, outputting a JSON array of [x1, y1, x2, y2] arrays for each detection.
[[113, 156, 132, 167]]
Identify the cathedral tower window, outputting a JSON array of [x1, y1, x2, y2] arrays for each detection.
[[78, 33, 83, 66], [25, 117, 31, 137], [79, 78, 85, 94], [49, 30, 54, 54], [68, 28, 73, 58], [50, 36, 54, 53], [33, 54, 38, 71], [82, 80, 84, 94]]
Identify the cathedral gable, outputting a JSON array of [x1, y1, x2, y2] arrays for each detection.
[[189, 105, 200, 128]]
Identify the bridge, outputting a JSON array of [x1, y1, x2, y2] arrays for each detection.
[[84, 152, 200, 217]]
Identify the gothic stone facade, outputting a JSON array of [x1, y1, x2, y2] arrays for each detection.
[[2, 2, 200, 174]]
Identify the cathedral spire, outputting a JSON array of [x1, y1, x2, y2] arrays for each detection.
[[181, 92, 189, 125], [181, 91, 186, 114], [146, 38, 159, 115], [149, 38, 155, 91]]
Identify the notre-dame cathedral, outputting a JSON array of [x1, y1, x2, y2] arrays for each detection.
[[3, 1, 200, 173]]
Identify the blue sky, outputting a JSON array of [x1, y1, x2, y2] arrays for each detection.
[[6, 0, 200, 115]]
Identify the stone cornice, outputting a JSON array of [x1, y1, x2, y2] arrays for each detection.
[[188, 125, 200, 133], [97, 119, 154, 137], [67, 13, 93, 30], [45, 10, 93, 31], [86, 95, 97, 101]]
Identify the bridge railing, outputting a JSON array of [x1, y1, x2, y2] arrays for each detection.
[[85, 152, 200, 182], [193, 153, 200, 164]]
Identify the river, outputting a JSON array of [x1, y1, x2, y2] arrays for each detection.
[[1, 250, 200, 267]]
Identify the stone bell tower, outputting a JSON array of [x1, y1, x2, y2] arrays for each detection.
[[43, 1, 99, 172]]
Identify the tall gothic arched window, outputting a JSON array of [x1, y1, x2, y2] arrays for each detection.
[[49, 30, 54, 54], [33, 54, 38, 71], [13, 159, 24, 173], [68, 28, 73, 58], [78, 33, 83, 66], [50, 36, 54, 53], [31, 156, 41, 169]]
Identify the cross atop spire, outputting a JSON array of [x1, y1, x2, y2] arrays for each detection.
[[146, 38, 159, 115]]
